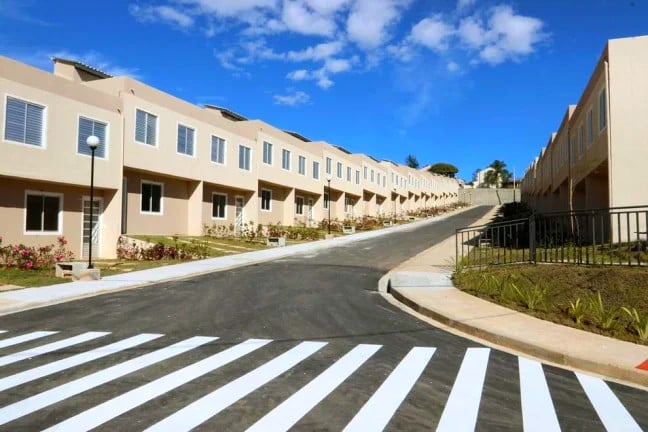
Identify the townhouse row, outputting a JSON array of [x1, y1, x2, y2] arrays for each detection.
[[520, 35, 648, 214], [0, 55, 460, 259]]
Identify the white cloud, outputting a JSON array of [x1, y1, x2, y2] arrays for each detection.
[[347, 0, 411, 49], [129, 4, 194, 28], [287, 69, 309, 80], [446, 61, 460, 72], [301, 0, 351, 16], [456, 0, 476, 12], [274, 89, 310, 105], [175, 0, 278, 17], [281, 0, 337, 37], [409, 16, 454, 51], [287, 41, 344, 61]]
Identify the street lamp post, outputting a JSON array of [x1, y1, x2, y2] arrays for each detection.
[[326, 175, 332, 234], [86, 135, 99, 269]]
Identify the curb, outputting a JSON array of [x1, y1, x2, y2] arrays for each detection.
[[386, 276, 648, 388]]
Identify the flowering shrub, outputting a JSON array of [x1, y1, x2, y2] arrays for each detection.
[[116, 236, 207, 261], [0, 236, 75, 270]]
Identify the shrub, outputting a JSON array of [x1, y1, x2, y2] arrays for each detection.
[[621, 307, 648, 341], [568, 298, 587, 325], [510, 282, 547, 310], [0, 236, 74, 270], [588, 292, 619, 330], [115, 236, 206, 261]]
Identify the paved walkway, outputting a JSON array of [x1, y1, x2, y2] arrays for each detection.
[[386, 207, 648, 388]]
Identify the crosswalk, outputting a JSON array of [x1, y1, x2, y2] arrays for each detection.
[[0, 329, 644, 431]]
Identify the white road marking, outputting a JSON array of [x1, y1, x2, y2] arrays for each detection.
[[248, 344, 382, 432], [0, 332, 109, 367], [44, 339, 271, 432], [436, 347, 490, 432], [0, 333, 163, 392], [144, 341, 327, 432], [518, 357, 561, 432], [344, 347, 435, 432], [0, 336, 215, 426], [0, 331, 58, 349], [576, 372, 642, 432]]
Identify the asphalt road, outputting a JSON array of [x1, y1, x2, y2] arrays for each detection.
[[0, 205, 646, 431]]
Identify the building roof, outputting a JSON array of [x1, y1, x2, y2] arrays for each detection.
[[282, 130, 312, 142], [333, 145, 352, 154], [52, 57, 112, 79], [204, 104, 248, 122]]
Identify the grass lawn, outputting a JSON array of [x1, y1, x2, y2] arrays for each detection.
[[0, 267, 69, 288], [130, 235, 269, 257], [453, 264, 648, 345]]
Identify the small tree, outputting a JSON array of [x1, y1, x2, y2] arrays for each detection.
[[428, 162, 458, 178], [482, 160, 512, 187], [405, 154, 420, 169]]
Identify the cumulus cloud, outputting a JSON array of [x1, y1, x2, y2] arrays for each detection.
[[274, 89, 310, 105], [287, 41, 344, 61], [286, 69, 310, 80], [129, 4, 194, 28], [346, 0, 411, 49], [409, 16, 454, 52]]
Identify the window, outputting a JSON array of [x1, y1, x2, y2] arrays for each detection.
[[337, 162, 342, 178], [141, 181, 162, 214], [295, 196, 304, 215], [347, 167, 352, 182], [599, 88, 607, 131], [587, 109, 594, 146], [323, 192, 329, 209], [364, 166, 368, 180], [355, 170, 360, 185], [371, 170, 375, 183], [4, 96, 45, 146], [326, 157, 332, 175], [212, 193, 227, 219], [135, 109, 157, 146], [282, 149, 291, 170], [345, 197, 354, 214], [298, 155, 306, 175], [382, 175, 386, 187], [261, 189, 272, 211], [177, 124, 195, 156], [578, 125, 584, 157], [263, 141, 273, 165], [239, 145, 251, 171], [78, 117, 107, 158], [313, 161, 320, 180], [211, 136, 225, 164], [25, 193, 60, 233]]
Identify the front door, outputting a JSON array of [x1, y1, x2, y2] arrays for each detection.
[[82, 197, 102, 258], [235, 196, 244, 234], [307, 198, 314, 226]]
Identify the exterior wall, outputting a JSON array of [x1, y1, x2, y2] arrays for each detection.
[[257, 182, 289, 226], [459, 188, 520, 206], [201, 183, 252, 231]]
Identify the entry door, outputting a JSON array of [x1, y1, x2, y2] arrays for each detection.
[[82, 198, 102, 258], [235, 196, 244, 234], [307, 198, 314, 226]]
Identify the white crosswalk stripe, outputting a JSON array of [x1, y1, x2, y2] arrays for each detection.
[[436, 347, 491, 432], [576, 372, 643, 432], [144, 341, 328, 432], [248, 344, 382, 432], [0, 336, 216, 426], [0, 331, 58, 349], [44, 339, 271, 432], [0, 329, 643, 431], [0, 331, 109, 367], [344, 347, 436, 432]]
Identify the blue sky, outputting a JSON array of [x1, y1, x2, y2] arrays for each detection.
[[2, 0, 647, 182]]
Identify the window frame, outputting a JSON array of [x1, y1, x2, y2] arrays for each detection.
[[262, 141, 273, 165], [140, 180, 164, 215], [312, 161, 320, 180], [323, 192, 329, 209], [239, 145, 252, 171], [326, 157, 332, 175], [337, 162, 343, 179], [355, 170, 360, 185], [295, 195, 304, 215], [598, 88, 607, 133], [4, 95, 47, 149], [298, 155, 306, 176], [134, 107, 159, 147], [210, 135, 226, 165], [260, 189, 272, 212], [24, 190, 63, 235], [76, 114, 109, 159], [176, 123, 196, 157], [282, 148, 291, 171], [211, 192, 228, 220]]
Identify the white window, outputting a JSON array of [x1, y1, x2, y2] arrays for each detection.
[[4, 96, 45, 147], [298, 155, 306, 175], [578, 125, 584, 157], [382, 175, 386, 187], [239, 145, 251, 171], [345, 196, 354, 214], [282, 149, 291, 170], [347, 167, 352, 182], [598, 88, 607, 132], [337, 162, 342, 179], [263, 141, 273, 165], [313, 161, 320, 180], [371, 170, 375, 183], [78, 117, 107, 158], [261, 189, 272, 211], [25, 192, 61, 233], [323, 192, 329, 209], [587, 109, 594, 146], [135, 109, 157, 146], [295, 196, 304, 215], [364, 166, 368, 180], [141, 181, 163, 214], [212, 193, 227, 219], [326, 157, 332, 175], [211, 136, 225, 164], [355, 170, 360, 185], [177, 124, 195, 156]]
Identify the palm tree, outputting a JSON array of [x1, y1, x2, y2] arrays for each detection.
[[483, 160, 511, 187]]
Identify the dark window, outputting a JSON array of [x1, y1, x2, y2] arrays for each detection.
[[141, 182, 162, 213], [212, 194, 227, 219]]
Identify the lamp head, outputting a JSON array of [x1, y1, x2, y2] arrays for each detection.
[[326, 175, 332, 182], [86, 135, 100, 150]]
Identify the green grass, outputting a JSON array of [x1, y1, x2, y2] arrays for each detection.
[[453, 264, 648, 344], [0, 267, 68, 288], [130, 235, 269, 257]]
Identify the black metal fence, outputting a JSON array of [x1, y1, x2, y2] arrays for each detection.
[[456, 205, 648, 269]]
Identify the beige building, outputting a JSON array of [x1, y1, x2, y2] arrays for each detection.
[[521, 35, 648, 214], [1, 55, 461, 259]]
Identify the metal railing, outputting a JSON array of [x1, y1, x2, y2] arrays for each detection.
[[456, 205, 648, 269]]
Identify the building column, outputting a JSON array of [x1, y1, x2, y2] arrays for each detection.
[[100, 188, 122, 259], [187, 180, 203, 236], [283, 187, 296, 226]]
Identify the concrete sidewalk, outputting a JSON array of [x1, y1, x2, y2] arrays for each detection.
[[0, 208, 470, 316], [384, 208, 648, 388]]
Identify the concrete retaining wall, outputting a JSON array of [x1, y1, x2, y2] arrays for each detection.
[[459, 188, 519, 206]]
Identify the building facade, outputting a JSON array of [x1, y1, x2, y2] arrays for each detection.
[[1, 55, 460, 259]]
